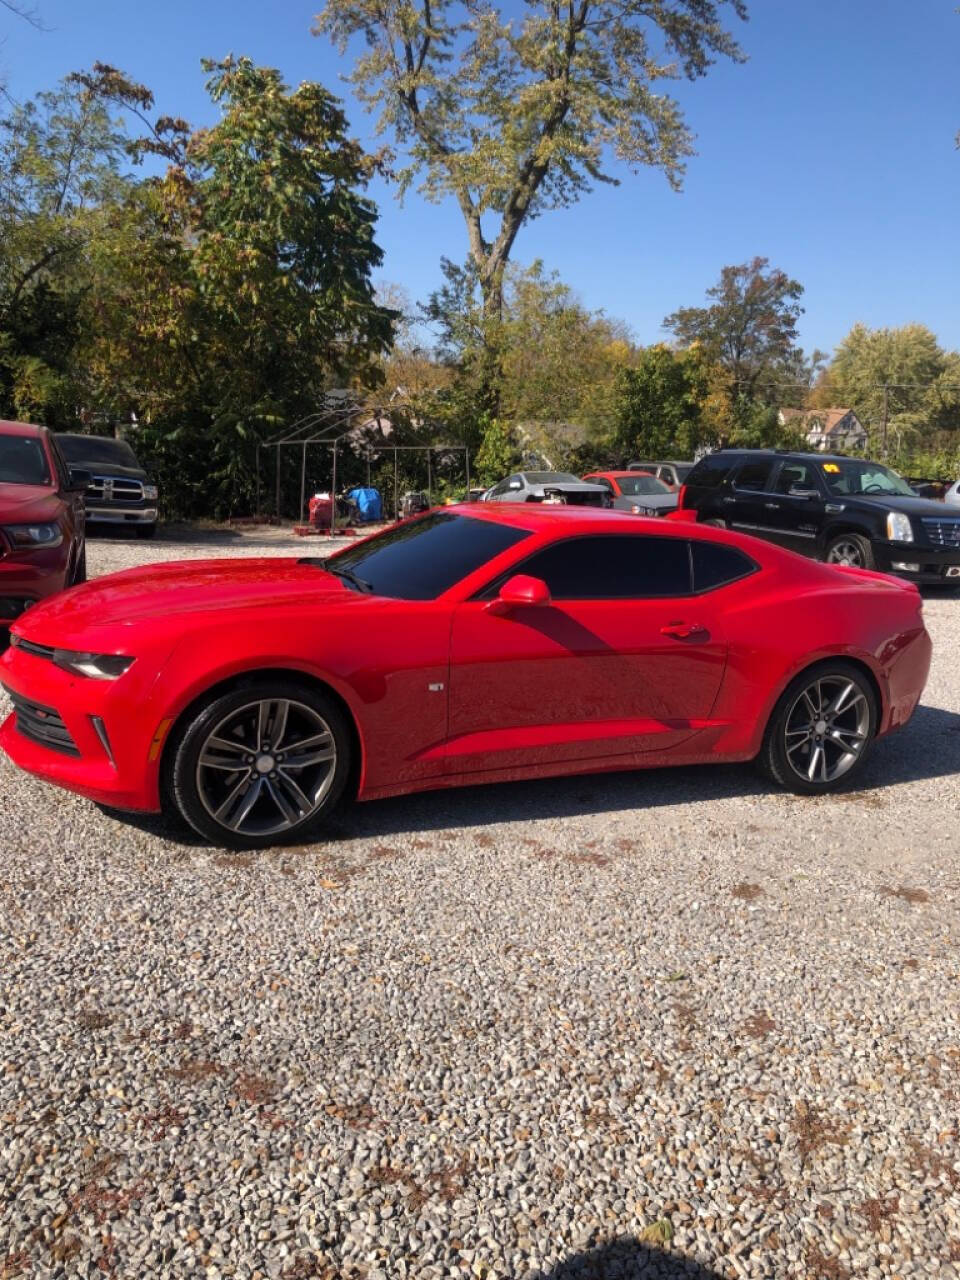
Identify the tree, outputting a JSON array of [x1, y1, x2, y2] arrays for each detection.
[[474, 416, 520, 484], [314, 0, 747, 389], [664, 257, 809, 405], [612, 344, 710, 459], [827, 323, 954, 444]]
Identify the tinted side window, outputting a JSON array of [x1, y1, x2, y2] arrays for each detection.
[[733, 461, 774, 492], [775, 461, 817, 494], [686, 454, 736, 490], [691, 542, 757, 593], [510, 535, 692, 600]]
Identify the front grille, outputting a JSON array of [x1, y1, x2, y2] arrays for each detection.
[[2, 685, 79, 756], [11, 636, 55, 660], [921, 517, 960, 548], [87, 475, 144, 503]]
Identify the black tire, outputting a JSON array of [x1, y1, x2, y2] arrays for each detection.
[[757, 659, 877, 795], [166, 679, 353, 849], [72, 545, 87, 586], [823, 532, 875, 570], [136, 524, 156, 540]]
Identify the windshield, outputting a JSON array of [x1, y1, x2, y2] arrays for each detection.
[[324, 512, 531, 599], [0, 435, 50, 486], [525, 472, 581, 484], [820, 459, 916, 498], [56, 434, 141, 468], [615, 475, 671, 496]]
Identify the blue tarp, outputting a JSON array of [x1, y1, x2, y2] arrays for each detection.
[[346, 486, 383, 522]]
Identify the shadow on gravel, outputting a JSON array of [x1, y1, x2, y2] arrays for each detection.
[[102, 703, 960, 850], [535, 1238, 724, 1279]]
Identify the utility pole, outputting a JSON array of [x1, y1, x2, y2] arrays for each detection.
[[881, 384, 889, 459]]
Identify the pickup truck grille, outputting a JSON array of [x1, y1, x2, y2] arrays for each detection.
[[87, 475, 144, 503], [921, 517, 960, 548], [2, 686, 79, 756]]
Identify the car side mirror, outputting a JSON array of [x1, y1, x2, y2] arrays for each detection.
[[485, 574, 552, 615], [789, 485, 818, 499], [68, 467, 92, 491]]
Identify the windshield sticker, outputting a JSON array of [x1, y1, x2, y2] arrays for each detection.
[[823, 463, 840, 473]]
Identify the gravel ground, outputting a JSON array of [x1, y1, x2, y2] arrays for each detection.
[[1, 526, 959, 1280]]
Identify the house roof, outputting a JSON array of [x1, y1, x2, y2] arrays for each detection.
[[780, 407, 863, 436]]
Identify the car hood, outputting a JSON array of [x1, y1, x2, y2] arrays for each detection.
[[534, 481, 606, 493], [852, 494, 957, 517], [81, 462, 148, 481], [0, 484, 61, 523], [13, 557, 369, 638]]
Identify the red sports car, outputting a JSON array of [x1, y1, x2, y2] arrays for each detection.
[[0, 505, 931, 849], [0, 420, 88, 627]]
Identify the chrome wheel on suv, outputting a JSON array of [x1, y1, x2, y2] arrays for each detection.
[[824, 532, 875, 569]]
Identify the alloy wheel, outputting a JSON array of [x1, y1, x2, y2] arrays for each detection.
[[782, 676, 870, 784], [826, 538, 865, 567], [195, 698, 337, 837]]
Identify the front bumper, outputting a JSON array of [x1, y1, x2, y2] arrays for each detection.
[[85, 506, 157, 526], [0, 646, 164, 811], [872, 540, 960, 584]]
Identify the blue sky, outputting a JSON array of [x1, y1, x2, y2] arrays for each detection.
[[3, 0, 958, 357]]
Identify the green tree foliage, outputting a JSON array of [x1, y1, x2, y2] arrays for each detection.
[[421, 256, 632, 447], [315, 0, 747, 399], [664, 257, 818, 407], [474, 416, 520, 484], [826, 323, 960, 444], [613, 345, 709, 459], [0, 59, 396, 518]]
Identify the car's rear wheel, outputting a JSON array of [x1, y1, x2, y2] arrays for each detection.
[[823, 532, 875, 569], [168, 680, 352, 848], [758, 661, 877, 794]]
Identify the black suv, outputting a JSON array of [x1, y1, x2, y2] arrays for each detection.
[[56, 434, 158, 538], [680, 449, 960, 585]]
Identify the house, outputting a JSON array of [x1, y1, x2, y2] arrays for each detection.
[[778, 407, 868, 453]]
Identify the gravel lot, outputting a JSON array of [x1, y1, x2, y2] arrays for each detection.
[[1, 526, 959, 1280]]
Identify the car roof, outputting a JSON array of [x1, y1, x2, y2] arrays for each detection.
[[586, 470, 660, 479], [0, 419, 45, 438], [708, 448, 873, 466], [448, 502, 712, 539]]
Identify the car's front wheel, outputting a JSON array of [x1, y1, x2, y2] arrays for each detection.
[[167, 680, 352, 848], [823, 532, 875, 569], [758, 661, 877, 794]]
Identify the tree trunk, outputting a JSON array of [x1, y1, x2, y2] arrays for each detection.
[[476, 260, 506, 418]]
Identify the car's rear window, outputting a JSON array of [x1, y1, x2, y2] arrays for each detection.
[[325, 512, 531, 599], [0, 435, 50, 486]]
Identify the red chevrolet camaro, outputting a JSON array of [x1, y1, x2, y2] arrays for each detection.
[[0, 505, 931, 848]]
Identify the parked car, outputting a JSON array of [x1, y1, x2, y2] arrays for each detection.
[[627, 460, 694, 489], [944, 479, 960, 508], [0, 420, 88, 628], [56, 433, 158, 538], [485, 471, 609, 506], [0, 504, 930, 848], [582, 470, 678, 516], [678, 449, 960, 585]]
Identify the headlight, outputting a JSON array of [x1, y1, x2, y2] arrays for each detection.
[[886, 512, 913, 542], [2, 523, 63, 549], [51, 649, 135, 680], [142, 484, 158, 500]]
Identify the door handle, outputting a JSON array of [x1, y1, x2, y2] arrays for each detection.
[[660, 621, 708, 639], [764, 501, 780, 510]]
